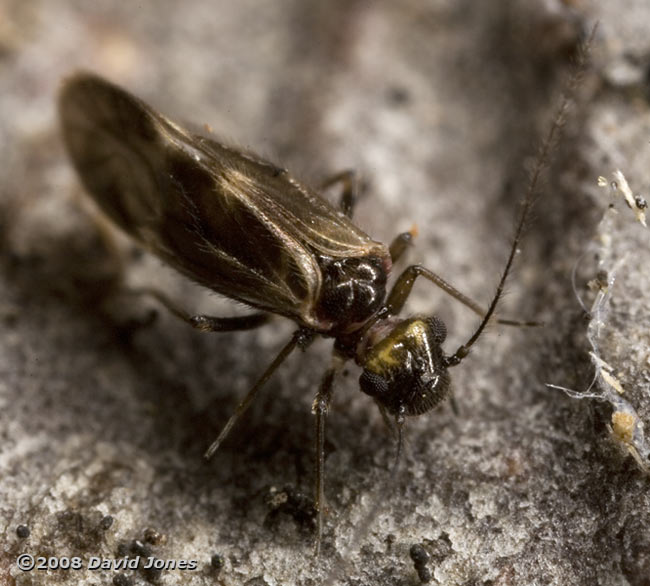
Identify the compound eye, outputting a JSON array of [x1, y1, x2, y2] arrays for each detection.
[[359, 370, 389, 399], [426, 316, 447, 344]]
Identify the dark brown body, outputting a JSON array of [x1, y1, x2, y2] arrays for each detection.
[[59, 74, 390, 335], [58, 68, 554, 554]]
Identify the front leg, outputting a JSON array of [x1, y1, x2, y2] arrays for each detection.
[[388, 228, 416, 264], [385, 265, 538, 326]]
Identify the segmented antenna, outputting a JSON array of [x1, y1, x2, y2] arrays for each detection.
[[446, 24, 598, 368]]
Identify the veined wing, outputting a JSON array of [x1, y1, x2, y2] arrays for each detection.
[[193, 135, 386, 260], [58, 73, 387, 328]]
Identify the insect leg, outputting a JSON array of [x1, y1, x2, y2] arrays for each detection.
[[388, 229, 417, 264], [385, 265, 485, 316], [311, 354, 346, 556], [204, 328, 312, 460], [320, 170, 357, 218], [384, 265, 536, 326], [125, 287, 271, 331]]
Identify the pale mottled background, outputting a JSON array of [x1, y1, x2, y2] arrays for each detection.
[[1, 1, 649, 585]]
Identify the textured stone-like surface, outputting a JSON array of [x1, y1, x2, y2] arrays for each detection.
[[1, 1, 648, 585]]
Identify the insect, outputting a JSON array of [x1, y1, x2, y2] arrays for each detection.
[[58, 72, 551, 555]]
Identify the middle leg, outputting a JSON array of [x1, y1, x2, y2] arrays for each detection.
[[204, 328, 314, 460]]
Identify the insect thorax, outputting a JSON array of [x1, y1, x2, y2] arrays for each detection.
[[315, 254, 388, 334]]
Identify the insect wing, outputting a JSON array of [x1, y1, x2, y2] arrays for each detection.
[[194, 135, 383, 258], [59, 74, 386, 327]]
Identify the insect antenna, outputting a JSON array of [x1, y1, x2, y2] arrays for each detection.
[[445, 25, 596, 368]]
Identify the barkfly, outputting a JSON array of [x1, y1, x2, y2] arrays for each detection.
[[58, 72, 551, 554]]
